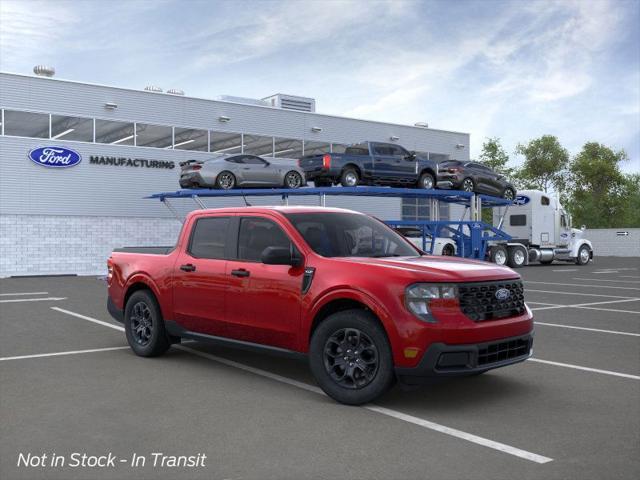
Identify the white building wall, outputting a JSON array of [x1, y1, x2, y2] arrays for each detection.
[[586, 228, 640, 257]]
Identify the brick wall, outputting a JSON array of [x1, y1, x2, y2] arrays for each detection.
[[0, 215, 182, 277]]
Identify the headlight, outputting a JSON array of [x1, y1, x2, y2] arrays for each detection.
[[404, 283, 458, 323]]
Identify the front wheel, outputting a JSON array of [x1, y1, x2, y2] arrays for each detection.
[[461, 177, 475, 192], [309, 309, 395, 405], [503, 187, 516, 201], [417, 172, 435, 189], [576, 245, 591, 265], [284, 171, 304, 189], [124, 290, 171, 357]]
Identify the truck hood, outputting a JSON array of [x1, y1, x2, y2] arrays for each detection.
[[334, 255, 520, 283]]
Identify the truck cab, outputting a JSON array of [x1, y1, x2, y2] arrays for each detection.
[[491, 190, 593, 266]]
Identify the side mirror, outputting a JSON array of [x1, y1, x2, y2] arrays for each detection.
[[405, 151, 416, 161], [261, 246, 302, 267], [581, 225, 586, 231]]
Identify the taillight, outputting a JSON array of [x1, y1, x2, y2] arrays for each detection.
[[322, 154, 331, 169], [448, 167, 460, 173], [107, 260, 113, 283]]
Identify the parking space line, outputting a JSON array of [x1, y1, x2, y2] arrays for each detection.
[[534, 322, 640, 337], [0, 291, 49, 296], [0, 297, 67, 303], [51, 307, 124, 331], [0, 346, 129, 362], [528, 359, 640, 380], [525, 281, 640, 291], [552, 269, 578, 272], [181, 346, 553, 464], [526, 289, 638, 299], [572, 278, 640, 284], [620, 275, 640, 279], [573, 306, 640, 315]]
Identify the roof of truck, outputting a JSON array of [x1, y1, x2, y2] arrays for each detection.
[[186, 205, 360, 218]]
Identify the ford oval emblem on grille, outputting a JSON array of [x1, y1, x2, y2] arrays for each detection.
[[495, 288, 511, 301]]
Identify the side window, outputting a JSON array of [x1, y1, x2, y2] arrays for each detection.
[[188, 217, 230, 259], [238, 217, 291, 262], [226, 156, 244, 164], [561, 215, 567, 228], [373, 145, 391, 155], [389, 145, 408, 157], [243, 155, 267, 165], [510, 215, 527, 226], [541, 196, 550, 206]]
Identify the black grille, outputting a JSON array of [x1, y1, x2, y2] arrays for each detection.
[[478, 337, 531, 366], [458, 280, 525, 321]]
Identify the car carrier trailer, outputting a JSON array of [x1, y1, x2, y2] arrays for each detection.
[[146, 186, 592, 268]]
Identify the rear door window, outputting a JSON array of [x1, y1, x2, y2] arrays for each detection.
[[188, 217, 231, 259]]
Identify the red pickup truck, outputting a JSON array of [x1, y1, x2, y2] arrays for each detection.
[[107, 206, 533, 405]]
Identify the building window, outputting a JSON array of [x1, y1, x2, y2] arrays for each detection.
[[95, 119, 135, 145], [210, 131, 243, 154], [3, 110, 49, 138], [173, 127, 208, 151], [244, 134, 274, 156], [303, 140, 331, 156], [401, 199, 450, 222], [135, 123, 173, 149], [51, 114, 94, 142], [273, 137, 303, 159]]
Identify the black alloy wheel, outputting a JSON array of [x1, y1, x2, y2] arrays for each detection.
[[503, 188, 515, 201], [285, 171, 303, 189], [130, 301, 153, 346], [124, 290, 171, 357], [323, 328, 379, 389], [216, 171, 236, 190]]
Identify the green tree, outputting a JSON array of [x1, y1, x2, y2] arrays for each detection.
[[479, 137, 513, 176], [515, 135, 569, 193], [566, 142, 634, 228]]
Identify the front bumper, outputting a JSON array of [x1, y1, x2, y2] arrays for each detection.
[[395, 332, 534, 384]]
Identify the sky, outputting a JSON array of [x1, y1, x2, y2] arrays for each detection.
[[1, 0, 639, 172]]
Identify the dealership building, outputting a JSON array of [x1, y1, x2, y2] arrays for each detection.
[[0, 69, 470, 277]]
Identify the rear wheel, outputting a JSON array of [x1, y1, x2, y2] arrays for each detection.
[[309, 309, 394, 405], [124, 290, 171, 357], [284, 171, 303, 189], [461, 177, 475, 192], [216, 171, 236, 190], [507, 245, 527, 268], [340, 168, 359, 187], [490, 245, 508, 266], [418, 172, 435, 189]]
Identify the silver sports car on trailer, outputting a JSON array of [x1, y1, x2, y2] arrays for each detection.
[[179, 154, 307, 189]]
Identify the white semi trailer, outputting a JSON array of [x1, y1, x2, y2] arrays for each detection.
[[489, 189, 593, 268]]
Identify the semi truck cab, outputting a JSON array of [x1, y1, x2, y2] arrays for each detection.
[[490, 190, 593, 267]]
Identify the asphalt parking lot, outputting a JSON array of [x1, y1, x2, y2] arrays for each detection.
[[1, 257, 639, 480]]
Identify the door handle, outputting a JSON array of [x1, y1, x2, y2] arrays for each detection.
[[231, 269, 250, 277], [180, 264, 196, 272]]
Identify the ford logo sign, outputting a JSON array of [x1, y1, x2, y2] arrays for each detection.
[[28, 146, 82, 168], [514, 195, 530, 206], [495, 288, 511, 301]]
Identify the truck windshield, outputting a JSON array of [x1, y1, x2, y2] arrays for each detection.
[[284, 212, 420, 258]]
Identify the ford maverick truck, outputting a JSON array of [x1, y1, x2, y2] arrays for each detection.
[[107, 206, 534, 405], [298, 141, 441, 189]]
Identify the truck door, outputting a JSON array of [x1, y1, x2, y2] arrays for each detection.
[[172, 215, 234, 336], [224, 215, 304, 350], [239, 155, 277, 185], [558, 210, 571, 246], [371, 143, 414, 182]]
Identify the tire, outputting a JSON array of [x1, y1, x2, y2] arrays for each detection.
[[284, 171, 303, 189], [507, 246, 527, 268], [309, 309, 395, 405], [216, 171, 236, 190], [417, 172, 435, 190], [442, 244, 455, 256], [340, 168, 359, 187], [503, 187, 515, 201], [489, 245, 508, 266], [124, 290, 171, 357], [461, 177, 475, 192], [576, 245, 591, 265]]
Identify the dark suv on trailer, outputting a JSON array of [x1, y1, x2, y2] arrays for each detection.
[[437, 160, 516, 199]]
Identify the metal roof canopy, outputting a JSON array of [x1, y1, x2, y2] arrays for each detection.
[[146, 186, 512, 207]]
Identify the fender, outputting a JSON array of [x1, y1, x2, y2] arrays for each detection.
[[570, 239, 593, 258], [302, 287, 400, 355], [122, 272, 168, 318]]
